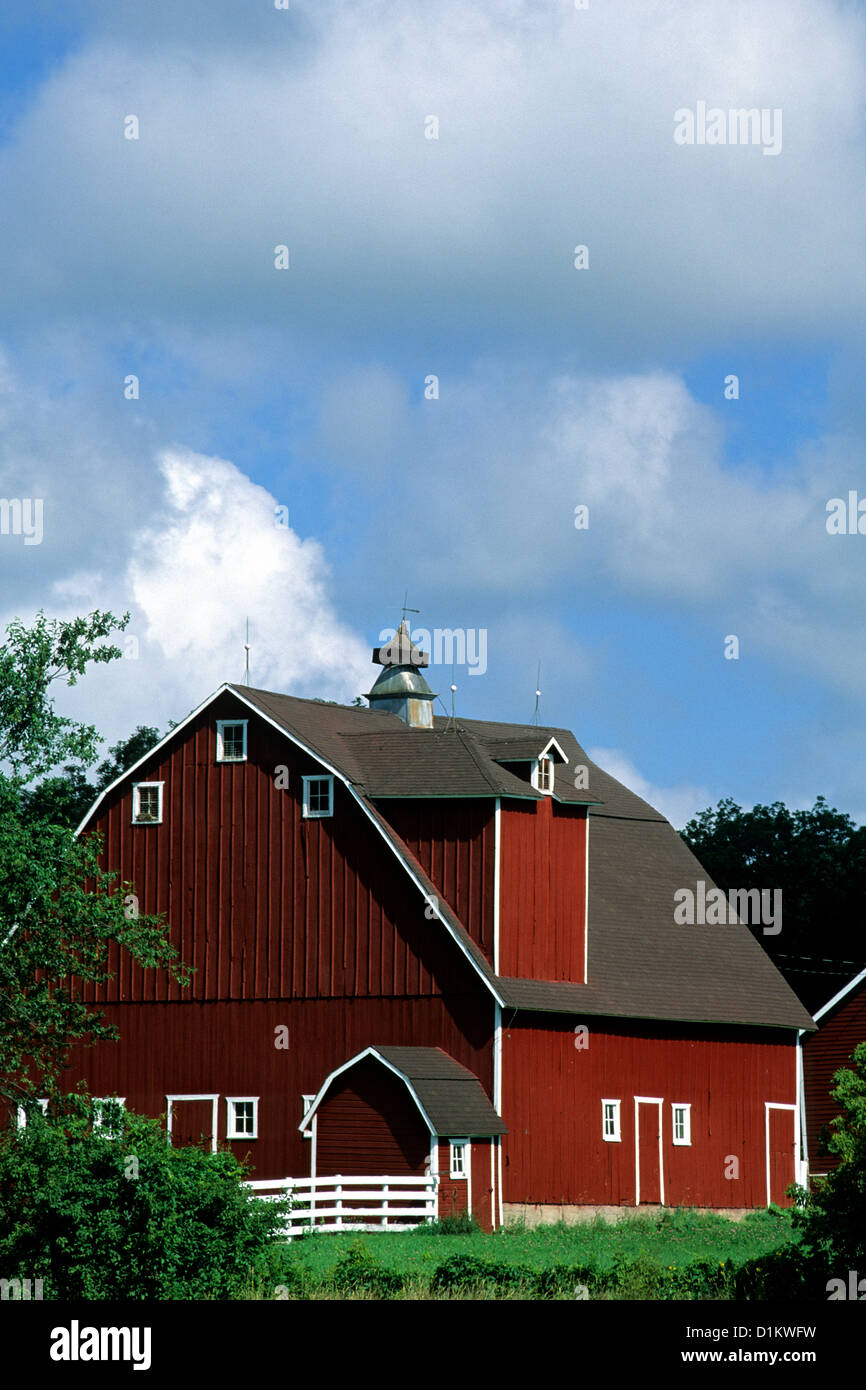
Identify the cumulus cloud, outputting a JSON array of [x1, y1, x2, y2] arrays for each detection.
[[127, 446, 371, 700]]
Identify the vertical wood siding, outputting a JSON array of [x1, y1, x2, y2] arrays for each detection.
[[499, 799, 587, 980], [82, 693, 484, 1004], [378, 799, 495, 961], [63, 996, 494, 1184], [803, 985, 866, 1174], [501, 1015, 797, 1207], [315, 1057, 430, 1176]]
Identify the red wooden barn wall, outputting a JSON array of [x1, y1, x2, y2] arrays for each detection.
[[498, 800, 587, 981], [802, 983, 866, 1175], [63, 995, 493, 1183], [436, 1140, 469, 1222], [434, 1139, 494, 1228], [379, 799, 496, 962], [500, 1015, 797, 1208], [82, 691, 488, 1005], [314, 1057, 429, 1176]]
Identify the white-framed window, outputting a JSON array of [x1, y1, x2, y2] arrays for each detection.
[[302, 774, 334, 819], [132, 781, 163, 825], [93, 1097, 126, 1138], [226, 1097, 258, 1140], [602, 1099, 621, 1142], [301, 1094, 315, 1139], [216, 719, 248, 762], [672, 1103, 691, 1146], [449, 1139, 469, 1178], [531, 755, 554, 794], [16, 1098, 49, 1129]]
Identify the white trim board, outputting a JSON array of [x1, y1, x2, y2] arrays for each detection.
[[634, 1096, 665, 1206], [165, 1093, 219, 1154], [767, 1100, 800, 1212], [299, 1047, 437, 1137], [811, 964, 866, 1023]]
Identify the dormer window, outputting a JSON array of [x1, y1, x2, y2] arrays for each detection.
[[216, 720, 247, 762], [132, 782, 163, 824], [532, 755, 554, 794]]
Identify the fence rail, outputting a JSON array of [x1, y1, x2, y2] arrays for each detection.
[[245, 1173, 440, 1238]]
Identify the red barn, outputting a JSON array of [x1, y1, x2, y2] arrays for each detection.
[[59, 620, 813, 1229], [801, 966, 866, 1181]]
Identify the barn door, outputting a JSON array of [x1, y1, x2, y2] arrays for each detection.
[[634, 1097, 664, 1206], [167, 1094, 218, 1153], [765, 1104, 796, 1207]]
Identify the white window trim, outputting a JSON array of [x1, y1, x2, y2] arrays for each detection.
[[531, 756, 555, 794], [216, 719, 248, 762], [165, 1093, 219, 1154], [225, 1096, 259, 1140], [132, 781, 164, 825], [301, 1094, 315, 1139], [16, 1098, 49, 1129], [93, 1097, 126, 1137], [449, 1138, 470, 1179], [672, 1103, 692, 1146], [302, 774, 334, 818], [602, 1098, 621, 1142]]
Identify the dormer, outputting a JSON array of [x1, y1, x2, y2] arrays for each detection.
[[485, 734, 569, 794]]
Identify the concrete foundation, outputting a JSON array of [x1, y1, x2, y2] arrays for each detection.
[[502, 1203, 755, 1227]]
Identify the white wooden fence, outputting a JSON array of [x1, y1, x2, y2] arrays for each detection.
[[245, 1173, 439, 1238]]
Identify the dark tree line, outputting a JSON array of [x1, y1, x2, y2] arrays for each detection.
[[680, 797, 866, 1013]]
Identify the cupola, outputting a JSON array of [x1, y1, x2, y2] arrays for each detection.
[[365, 620, 437, 729]]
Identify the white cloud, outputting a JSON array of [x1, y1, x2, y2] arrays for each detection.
[[127, 447, 371, 701], [0, 1, 863, 349], [588, 746, 711, 829]]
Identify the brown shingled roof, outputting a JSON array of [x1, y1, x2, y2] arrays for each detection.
[[226, 685, 814, 1031], [372, 1046, 507, 1136]]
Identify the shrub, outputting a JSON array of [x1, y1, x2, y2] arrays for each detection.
[[792, 1041, 866, 1268], [431, 1252, 532, 1294], [411, 1212, 481, 1236], [329, 1240, 403, 1297], [733, 1244, 814, 1301], [0, 1097, 290, 1299]]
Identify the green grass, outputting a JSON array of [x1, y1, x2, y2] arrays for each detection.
[[246, 1207, 801, 1300]]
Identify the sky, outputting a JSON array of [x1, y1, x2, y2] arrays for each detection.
[[1, 0, 865, 829]]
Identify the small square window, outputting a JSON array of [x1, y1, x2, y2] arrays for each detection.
[[217, 720, 247, 762], [132, 782, 163, 825], [227, 1097, 258, 1140], [449, 1139, 469, 1179], [672, 1103, 691, 1146], [302, 775, 334, 818], [93, 1098, 125, 1138], [602, 1099, 621, 1142]]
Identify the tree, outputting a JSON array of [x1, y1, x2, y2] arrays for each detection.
[[0, 611, 188, 1114], [791, 1041, 866, 1268], [19, 725, 163, 830], [680, 797, 866, 1011], [0, 1097, 289, 1299]]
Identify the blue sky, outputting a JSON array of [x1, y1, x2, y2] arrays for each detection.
[[1, 0, 865, 828]]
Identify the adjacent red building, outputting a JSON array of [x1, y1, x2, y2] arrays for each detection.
[[62, 621, 814, 1228], [801, 967, 866, 1181]]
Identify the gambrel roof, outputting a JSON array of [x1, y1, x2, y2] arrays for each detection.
[[78, 681, 814, 1032], [300, 1046, 508, 1138]]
